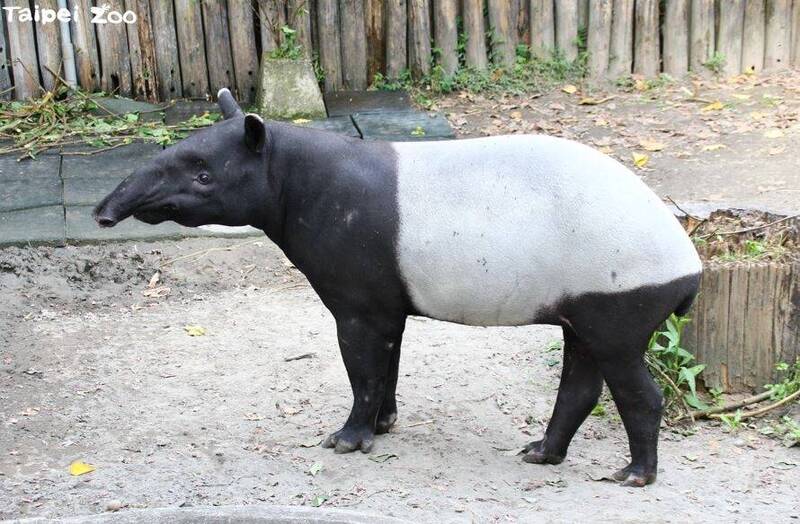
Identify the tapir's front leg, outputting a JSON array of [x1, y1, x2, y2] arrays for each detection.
[[322, 313, 406, 453]]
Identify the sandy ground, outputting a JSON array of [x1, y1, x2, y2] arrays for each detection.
[[1, 238, 798, 523]]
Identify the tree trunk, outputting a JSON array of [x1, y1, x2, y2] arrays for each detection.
[[662, 0, 689, 77], [764, 0, 791, 70], [463, 0, 488, 69], [607, 0, 634, 77], [717, 0, 745, 75], [317, 0, 343, 90], [488, 0, 517, 67], [587, 0, 612, 81], [340, 0, 368, 89], [742, 0, 766, 73], [529, 0, 555, 59], [408, 0, 432, 77], [555, 0, 578, 60], [633, 0, 659, 76], [689, 0, 715, 72], [433, 0, 459, 75], [385, 0, 408, 78]]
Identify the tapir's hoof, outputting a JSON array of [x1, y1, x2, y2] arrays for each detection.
[[321, 427, 375, 454], [612, 464, 657, 487], [521, 440, 565, 465], [375, 411, 398, 434]]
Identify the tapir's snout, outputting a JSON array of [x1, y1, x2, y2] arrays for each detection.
[[93, 169, 158, 228]]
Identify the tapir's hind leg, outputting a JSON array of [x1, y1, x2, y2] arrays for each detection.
[[376, 338, 402, 434], [523, 329, 603, 465]]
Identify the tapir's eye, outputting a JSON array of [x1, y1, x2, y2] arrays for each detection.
[[196, 172, 211, 185]]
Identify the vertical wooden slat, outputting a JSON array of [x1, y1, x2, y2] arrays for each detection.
[[202, 0, 236, 94], [340, 0, 368, 89], [764, 0, 791, 70], [228, 0, 259, 102], [633, 0, 659, 76], [587, 0, 612, 81], [4, 0, 39, 99], [34, 0, 62, 91], [433, 0, 458, 75], [607, 0, 634, 77], [742, 264, 767, 390], [776, 263, 799, 373], [126, 0, 159, 100], [516, 0, 530, 46], [385, 0, 407, 77], [708, 266, 732, 391], [149, 0, 182, 99], [662, 0, 689, 77], [717, 0, 745, 75], [463, 0, 488, 69], [792, 0, 800, 67], [68, 0, 100, 92], [366, 0, 385, 81], [578, 0, 589, 29], [554, 0, 578, 60], [488, 0, 516, 67], [259, 0, 285, 54], [408, 0, 432, 77], [0, 7, 12, 99], [530, 0, 555, 59], [95, 0, 133, 96], [317, 0, 343, 90], [742, 0, 766, 73], [289, 0, 313, 58], [689, 0, 715, 72], [727, 266, 748, 391], [174, 0, 209, 97]]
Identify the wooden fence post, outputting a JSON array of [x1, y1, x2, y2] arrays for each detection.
[[201, 0, 235, 96], [408, 0, 432, 77], [578, 0, 589, 29], [385, 0, 408, 78], [4, 0, 39, 99], [689, 0, 715, 72], [69, 0, 100, 93], [126, 0, 159, 100], [765, 0, 791, 70], [227, 0, 259, 102], [742, 0, 766, 73], [587, 0, 612, 81], [148, 0, 182, 99], [793, 0, 800, 67], [340, 0, 369, 89], [633, 0, 659, 76], [317, 0, 343, 90], [516, 0, 530, 46], [366, 0, 386, 81], [662, 0, 689, 77], [554, 0, 578, 60], [0, 10, 10, 99], [488, 0, 517, 67], [258, 1, 286, 54], [34, 0, 62, 92], [289, 0, 313, 58], [717, 0, 745, 75], [463, 0, 488, 69], [529, 0, 555, 59], [607, 0, 633, 77], [433, 0, 459, 75], [95, 0, 133, 96], [174, 0, 209, 97]]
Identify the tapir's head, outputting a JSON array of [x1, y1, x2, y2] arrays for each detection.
[[93, 89, 268, 229]]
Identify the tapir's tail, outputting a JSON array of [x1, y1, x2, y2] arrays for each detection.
[[674, 272, 701, 317]]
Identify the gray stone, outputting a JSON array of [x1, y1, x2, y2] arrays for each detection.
[[353, 111, 455, 141], [164, 101, 220, 126], [299, 116, 361, 137], [255, 58, 326, 121], [324, 90, 412, 117], [65, 206, 208, 244], [64, 174, 126, 207], [0, 175, 62, 212], [91, 97, 166, 123], [0, 154, 60, 180], [61, 143, 162, 179], [0, 205, 64, 246]]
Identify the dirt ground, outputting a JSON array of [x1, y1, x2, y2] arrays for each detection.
[[1, 238, 799, 523]]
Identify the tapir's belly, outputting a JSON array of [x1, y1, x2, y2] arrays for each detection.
[[391, 135, 702, 326]]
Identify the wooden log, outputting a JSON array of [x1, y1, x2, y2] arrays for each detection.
[[408, 0, 432, 77], [0, 7, 13, 99], [366, 0, 385, 80], [289, 0, 313, 58], [202, 0, 236, 95], [340, 0, 368, 89], [433, 0, 458, 75], [633, 0, 659, 76], [227, 0, 259, 102], [530, 0, 555, 59], [34, 0, 62, 92], [765, 0, 791, 70], [726, 266, 748, 391], [516, 0, 530, 46], [662, 0, 689, 77], [384, 0, 407, 78], [126, 0, 159, 100], [742, 0, 766, 73], [717, 0, 745, 75], [317, 0, 343, 90], [3, 0, 39, 99], [689, 0, 715, 72], [775, 263, 799, 373], [707, 265, 732, 391], [607, 0, 634, 77], [174, 0, 209, 97], [554, 0, 578, 60], [488, 0, 516, 67], [793, 0, 800, 67], [587, 0, 612, 81], [95, 0, 133, 96], [148, 0, 182, 99], [463, 0, 488, 69], [259, 0, 286, 54], [578, 0, 588, 29], [68, 0, 100, 92]]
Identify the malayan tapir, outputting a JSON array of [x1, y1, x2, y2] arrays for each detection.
[[94, 89, 702, 487]]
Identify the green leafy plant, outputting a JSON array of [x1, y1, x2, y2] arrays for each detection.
[[718, 409, 743, 431], [703, 52, 726, 74], [764, 360, 800, 401], [269, 25, 304, 60]]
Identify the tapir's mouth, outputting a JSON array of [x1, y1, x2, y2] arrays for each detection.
[[133, 203, 179, 225]]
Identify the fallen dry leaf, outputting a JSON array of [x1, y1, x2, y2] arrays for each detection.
[[292, 118, 311, 124], [69, 461, 95, 476], [184, 325, 206, 337], [561, 84, 578, 95], [702, 144, 727, 152], [142, 286, 170, 298], [639, 139, 666, 152], [632, 152, 649, 169], [701, 101, 725, 112]]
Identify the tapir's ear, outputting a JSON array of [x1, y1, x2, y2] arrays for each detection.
[[244, 114, 266, 153], [217, 88, 244, 120]]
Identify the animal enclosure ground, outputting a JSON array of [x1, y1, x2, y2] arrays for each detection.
[[1, 239, 798, 523]]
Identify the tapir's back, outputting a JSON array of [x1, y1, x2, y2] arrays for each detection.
[[391, 134, 701, 326]]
